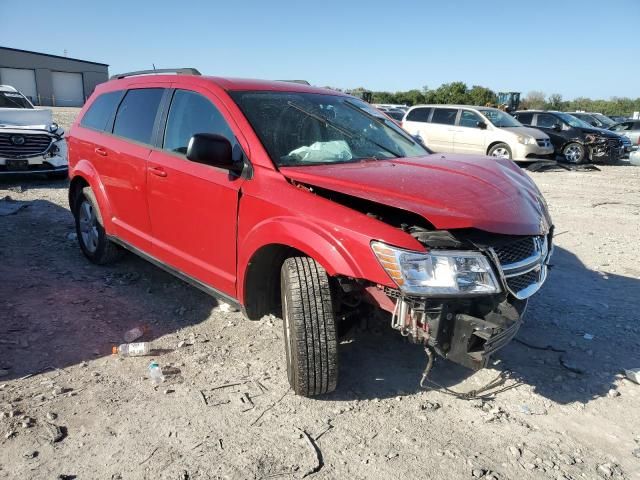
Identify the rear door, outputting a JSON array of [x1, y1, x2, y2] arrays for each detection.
[[146, 87, 246, 297], [100, 86, 167, 250], [452, 109, 487, 154], [427, 107, 458, 152]]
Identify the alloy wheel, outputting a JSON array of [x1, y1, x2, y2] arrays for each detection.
[[79, 199, 99, 253]]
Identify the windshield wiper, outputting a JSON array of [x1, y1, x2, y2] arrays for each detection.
[[287, 101, 401, 158]]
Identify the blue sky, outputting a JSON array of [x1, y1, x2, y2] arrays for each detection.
[[1, 0, 638, 99]]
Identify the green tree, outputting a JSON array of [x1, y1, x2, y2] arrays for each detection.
[[548, 93, 563, 110], [522, 90, 546, 110], [468, 85, 497, 106]]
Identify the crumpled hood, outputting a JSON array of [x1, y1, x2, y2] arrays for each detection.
[[280, 155, 552, 236], [0, 107, 53, 127]]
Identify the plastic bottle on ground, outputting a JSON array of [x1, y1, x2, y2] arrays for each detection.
[[123, 325, 149, 343], [148, 361, 165, 384], [112, 342, 151, 357]]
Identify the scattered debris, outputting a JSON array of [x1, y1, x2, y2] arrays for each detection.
[[250, 390, 289, 427], [420, 400, 441, 411], [139, 446, 159, 465], [199, 390, 208, 406], [42, 423, 67, 443], [583, 333, 594, 340], [624, 368, 640, 384], [24, 450, 38, 459], [559, 355, 585, 374], [0, 196, 30, 216], [298, 428, 323, 478]]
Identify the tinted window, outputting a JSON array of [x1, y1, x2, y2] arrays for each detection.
[[113, 89, 164, 144], [163, 90, 234, 155], [405, 107, 432, 122], [80, 91, 122, 131], [536, 113, 559, 129], [515, 112, 533, 125], [431, 108, 458, 125], [458, 110, 482, 128]]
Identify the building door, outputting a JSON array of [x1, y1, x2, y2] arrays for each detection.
[[52, 71, 84, 106], [0, 68, 37, 104]]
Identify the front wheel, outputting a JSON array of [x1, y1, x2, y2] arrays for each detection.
[[280, 257, 338, 396], [488, 143, 512, 159], [562, 142, 586, 164]]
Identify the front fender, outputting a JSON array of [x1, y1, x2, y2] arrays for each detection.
[[237, 216, 371, 303]]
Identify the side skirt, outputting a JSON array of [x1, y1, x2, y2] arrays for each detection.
[[108, 236, 242, 310]]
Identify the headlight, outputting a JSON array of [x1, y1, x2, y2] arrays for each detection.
[[517, 135, 536, 145], [371, 242, 501, 296]]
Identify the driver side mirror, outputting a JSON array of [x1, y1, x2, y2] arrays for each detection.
[[552, 123, 562, 131], [476, 121, 487, 130], [186, 133, 241, 174]]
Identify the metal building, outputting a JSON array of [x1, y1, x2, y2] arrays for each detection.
[[0, 47, 109, 107]]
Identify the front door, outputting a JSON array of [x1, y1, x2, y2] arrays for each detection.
[[534, 113, 568, 151], [147, 88, 246, 297]]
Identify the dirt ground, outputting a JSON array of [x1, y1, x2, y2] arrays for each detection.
[[1, 108, 639, 480]]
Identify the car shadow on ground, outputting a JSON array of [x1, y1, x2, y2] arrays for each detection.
[[1, 196, 638, 406], [0, 198, 219, 383], [328, 246, 640, 404]]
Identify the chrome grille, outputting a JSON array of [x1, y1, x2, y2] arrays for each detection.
[[536, 139, 551, 148], [494, 237, 536, 266], [490, 236, 550, 300], [0, 133, 52, 159]]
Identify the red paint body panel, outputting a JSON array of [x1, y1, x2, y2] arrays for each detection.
[[280, 155, 550, 236], [68, 74, 551, 310]]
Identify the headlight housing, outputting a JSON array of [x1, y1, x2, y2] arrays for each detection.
[[517, 135, 536, 145], [371, 242, 501, 296]]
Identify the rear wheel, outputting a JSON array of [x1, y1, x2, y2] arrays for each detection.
[[73, 187, 122, 264], [488, 143, 512, 159], [562, 142, 586, 164], [280, 257, 338, 396]]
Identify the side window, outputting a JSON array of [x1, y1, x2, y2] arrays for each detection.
[[613, 122, 631, 131], [515, 112, 533, 125], [163, 90, 235, 155], [536, 114, 559, 129], [112, 88, 164, 145], [431, 108, 458, 126], [80, 91, 122, 131], [458, 110, 482, 128], [405, 107, 432, 123]]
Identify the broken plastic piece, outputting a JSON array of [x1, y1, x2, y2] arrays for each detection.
[[148, 361, 165, 384], [624, 368, 640, 384], [124, 325, 149, 343]]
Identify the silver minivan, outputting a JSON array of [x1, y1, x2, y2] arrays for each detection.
[[402, 105, 554, 161]]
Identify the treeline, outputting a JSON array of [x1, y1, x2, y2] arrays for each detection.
[[366, 82, 639, 116]]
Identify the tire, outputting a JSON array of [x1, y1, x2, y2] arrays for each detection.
[[280, 257, 338, 396], [488, 143, 512, 159], [73, 187, 122, 265], [562, 142, 586, 164]]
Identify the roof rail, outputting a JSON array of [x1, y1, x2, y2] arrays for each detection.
[[110, 68, 201, 80]]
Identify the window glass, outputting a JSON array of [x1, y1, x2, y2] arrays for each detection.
[[515, 112, 533, 125], [80, 91, 122, 131], [612, 123, 631, 131], [405, 107, 432, 122], [230, 91, 428, 166], [458, 110, 482, 128], [0, 91, 32, 108], [163, 90, 234, 155], [113, 89, 164, 144], [431, 108, 458, 125], [536, 113, 559, 129]]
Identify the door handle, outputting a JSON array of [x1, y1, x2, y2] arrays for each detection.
[[94, 147, 107, 157], [148, 166, 167, 177]]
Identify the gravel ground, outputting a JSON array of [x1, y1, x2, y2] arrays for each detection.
[[1, 108, 639, 480]]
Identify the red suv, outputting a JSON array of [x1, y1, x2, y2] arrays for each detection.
[[67, 69, 553, 396]]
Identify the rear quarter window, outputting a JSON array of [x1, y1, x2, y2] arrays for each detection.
[[80, 91, 123, 131], [113, 88, 165, 145]]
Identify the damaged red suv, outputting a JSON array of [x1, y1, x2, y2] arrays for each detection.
[[67, 69, 553, 396]]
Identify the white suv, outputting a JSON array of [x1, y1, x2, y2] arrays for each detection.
[[402, 105, 554, 161], [0, 85, 68, 178]]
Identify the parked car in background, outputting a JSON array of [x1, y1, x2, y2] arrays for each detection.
[[513, 110, 624, 164], [383, 109, 405, 122], [567, 111, 616, 129], [402, 105, 554, 161], [0, 85, 68, 178], [67, 69, 553, 396], [609, 120, 640, 146], [609, 115, 629, 124]]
